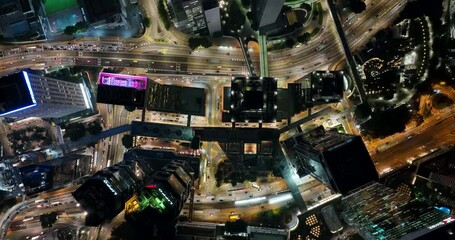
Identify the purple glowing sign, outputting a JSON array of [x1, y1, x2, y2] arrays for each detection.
[[98, 72, 147, 90]]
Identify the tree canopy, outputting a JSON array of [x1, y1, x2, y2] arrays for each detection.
[[87, 122, 103, 135], [241, 0, 251, 8], [122, 134, 134, 149], [63, 21, 89, 35], [75, 21, 89, 31], [64, 122, 86, 141], [348, 0, 366, 14], [354, 102, 372, 120], [124, 105, 136, 112], [432, 93, 453, 109], [157, 0, 171, 30], [361, 105, 411, 139], [297, 32, 311, 44], [188, 37, 212, 50], [226, 1, 246, 33], [142, 17, 151, 28], [285, 39, 295, 48], [64, 26, 77, 35], [40, 212, 57, 229], [225, 219, 248, 234]]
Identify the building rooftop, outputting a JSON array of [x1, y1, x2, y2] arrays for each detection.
[[342, 182, 452, 240], [299, 127, 352, 152], [0, 1, 19, 16], [7, 19, 30, 37], [18, 0, 31, 12], [310, 71, 344, 103], [0, 72, 35, 116], [147, 81, 206, 116], [227, 77, 277, 123], [96, 85, 145, 107], [81, 0, 121, 23], [287, 126, 378, 194]]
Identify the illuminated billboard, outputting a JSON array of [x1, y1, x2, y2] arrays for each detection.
[[125, 185, 173, 215], [98, 72, 147, 90], [96, 72, 147, 107]]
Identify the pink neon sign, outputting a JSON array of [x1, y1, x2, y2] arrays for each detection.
[[98, 72, 147, 90]]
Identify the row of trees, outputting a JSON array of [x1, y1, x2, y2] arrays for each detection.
[[432, 93, 453, 109], [63, 21, 89, 35], [188, 37, 212, 50], [241, 0, 251, 8], [64, 121, 103, 141], [214, 160, 266, 187], [122, 134, 134, 149], [8, 126, 48, 142], [39, 212, 57, 229], [7, 126, 53, 154], [229, 171, 258, 187], [284, 33, 313, 48], [297, 32, 311, 44], [347, 0, 366, 14], [124, 106, 137, 112], [142, 17, 151, 28], [360, 105, 411, 139], [158, 0, 171, 30], [246, 11, 258, 31], [226, 1, 246, 34]]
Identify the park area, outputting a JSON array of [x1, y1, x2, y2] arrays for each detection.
[[42, 0, 83, 33], [42, 0, 78, 15], [48, 9, 83, 33]]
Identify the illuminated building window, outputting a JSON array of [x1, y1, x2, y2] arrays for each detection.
[[244, 143, 257, 154]]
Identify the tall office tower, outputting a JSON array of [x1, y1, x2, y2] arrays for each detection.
[[73, 158, 154, 226], [254, 0, 285, 28], [292, 71, 345, 107], [125, 160, 193, 224], [283, 126, 378, 195], [0, 71, 91, 118], [309, 71, 344, 104], [342, 182, 455, 240], [228, 76, 278, 123]]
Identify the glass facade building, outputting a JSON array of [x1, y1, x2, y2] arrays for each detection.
[[342, 182, 453, 240], [0, 71, 91, 118]]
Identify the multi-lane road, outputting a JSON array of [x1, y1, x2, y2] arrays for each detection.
[[0, 0, 407, 81], [373, 107, 455, 175], [1, 0, 442, 239]]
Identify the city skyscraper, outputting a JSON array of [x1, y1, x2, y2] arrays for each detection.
[[254, 0, 285, 28], [73, 158, 154, 226], [283, 126, 378, 195], [342, 182, 454, 240], [125, 160, 193, 223], [227, 76, 278, 123], [0, 71, 92, 118]]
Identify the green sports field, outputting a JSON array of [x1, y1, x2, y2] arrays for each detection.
[[42, 0, 78, 15]]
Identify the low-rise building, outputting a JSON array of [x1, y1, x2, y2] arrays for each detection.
[[167, 0, 221, 36], [0, 0, 44, 40], [80, 0, 127, 29]]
